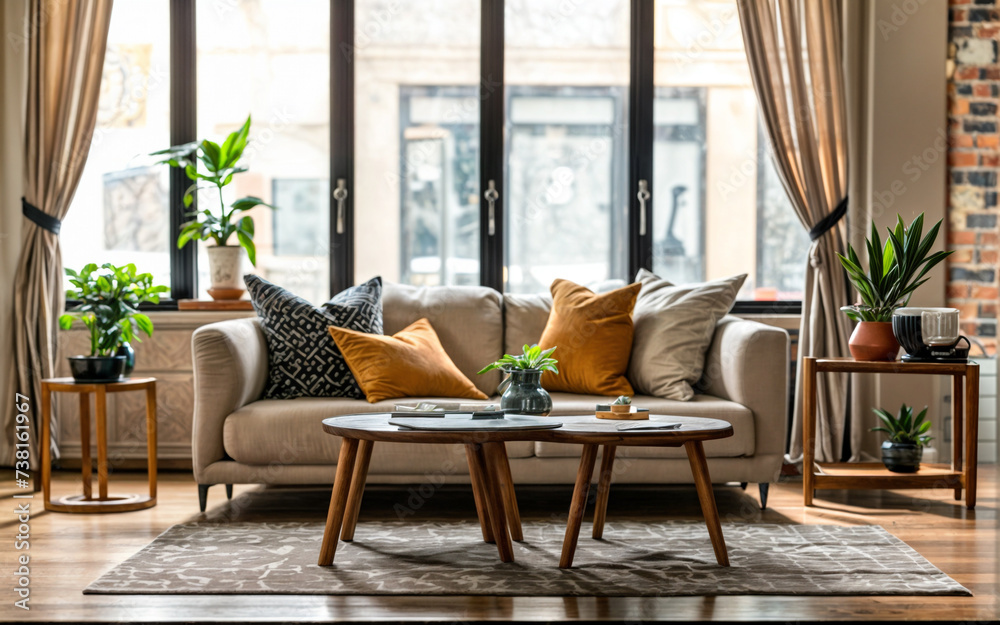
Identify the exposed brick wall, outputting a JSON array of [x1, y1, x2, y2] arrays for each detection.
[[947, 0, 999, 356]]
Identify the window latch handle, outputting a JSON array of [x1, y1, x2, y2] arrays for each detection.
[[484, 180, 499, 236], [637, 179, 650, 237], [334, 178, 349, 235]]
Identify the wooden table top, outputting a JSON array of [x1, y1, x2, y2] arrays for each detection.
[[41, 377, 156, 392], [321, 414, 733, 446], [806, 357, 977, 375]]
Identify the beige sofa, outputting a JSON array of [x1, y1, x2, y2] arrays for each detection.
[[191, 283, 789, 511]]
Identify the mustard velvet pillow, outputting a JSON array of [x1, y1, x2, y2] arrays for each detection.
[[537, 279, 641, 396], [328, 318, 488, 403]]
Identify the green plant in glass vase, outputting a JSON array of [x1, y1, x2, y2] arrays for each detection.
[[478, 344, 559, 416], [836, 213, 951, 360], [59, 263, 168, 381], [151, 115, 274, 298]]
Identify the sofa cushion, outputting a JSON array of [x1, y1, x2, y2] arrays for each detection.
[[628, 269, 746, 401], [223, 397, 535, 468], [328, 319, 488, 403], [502, 279, 627, 355], [534, 393, 755, 459], [245, 274, 382, 400], [383, 282, 503, 396], [538, 279, 640, 396]]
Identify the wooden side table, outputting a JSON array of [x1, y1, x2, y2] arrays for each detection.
[[803, 357, 979, 509], [40, 377, 158, 513]]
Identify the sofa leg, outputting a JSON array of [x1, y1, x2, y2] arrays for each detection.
[[739, 482, 747, 490], [225, 484, 233, 500], [758, 483, 770, 510], [198, 484, 210, 512]]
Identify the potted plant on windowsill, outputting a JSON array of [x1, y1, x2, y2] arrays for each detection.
[[151, 115, 275, 300], [59, 263, 168, 382], [478, 345, 559, 416], [872, 403, 933, 473], [837, 214, 951, 361]]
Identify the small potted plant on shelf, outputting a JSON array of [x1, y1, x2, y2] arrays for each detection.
[[151, 115, 275, 300], [478, 344, 558, 416], [837, 213, 951, 361], [871, 403, 933, 473], [610, 395, 632, 414], [59, 263, 169, 382]]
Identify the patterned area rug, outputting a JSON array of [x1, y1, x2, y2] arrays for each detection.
[[85, 520, 970, 596]]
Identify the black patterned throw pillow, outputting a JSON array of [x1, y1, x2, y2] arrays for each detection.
[[245, 274, 383, 399]]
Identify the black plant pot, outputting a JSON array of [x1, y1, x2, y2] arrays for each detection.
[[68, 356, 126, 383], [116, 342, 135, 377], [881, 440, 923, 473]]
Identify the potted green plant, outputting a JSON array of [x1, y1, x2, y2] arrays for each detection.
[[59, 263, 169, 382], [151, 115, 275, 300], [837, 214, 951, 361], [871, 403, 933, 473], [478, 344, 558, 416]]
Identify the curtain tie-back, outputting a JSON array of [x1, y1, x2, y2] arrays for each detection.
[[22, 197, 61, 235], [808, 195, 847, 241]]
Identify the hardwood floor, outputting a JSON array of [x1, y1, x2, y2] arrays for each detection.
[[1, 467, 997, 623]]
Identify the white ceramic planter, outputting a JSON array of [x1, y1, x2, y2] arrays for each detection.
[[206, 245, 243, 290]]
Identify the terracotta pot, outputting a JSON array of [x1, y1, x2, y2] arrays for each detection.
[[610, 404, 632, 414], [848, 321, 900, 361]]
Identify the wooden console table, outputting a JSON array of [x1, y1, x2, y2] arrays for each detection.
[[803, 357, 979, 509], [40, 377, 158, 513]]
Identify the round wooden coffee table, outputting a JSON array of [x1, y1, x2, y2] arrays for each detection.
[[318, 414, 733, 569]]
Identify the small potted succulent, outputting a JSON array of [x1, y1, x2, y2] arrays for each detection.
[[837, 214, 951, 361], [478, 344, 558, 416], [152, 115, 275, 300], [59, 263, 168, 382], [871, 403, 933, 473], [610, 395, 632, 414]]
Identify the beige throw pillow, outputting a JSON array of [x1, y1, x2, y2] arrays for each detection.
[[628, 269, 747, 401]]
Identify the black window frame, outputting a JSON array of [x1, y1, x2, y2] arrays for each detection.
[[87, 0, 802, 316]]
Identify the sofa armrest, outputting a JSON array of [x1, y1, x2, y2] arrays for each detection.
[[191, 318, 268, 481], [699, 315, 790, 460]]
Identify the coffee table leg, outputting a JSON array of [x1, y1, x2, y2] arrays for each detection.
[[318, 438, 359, 566], [477, 443, 514, 562], [592, 444, 617, 539], [465, 444, 494, 543], [341, 439, 374, 541], [560, 443, 598, 569], [493, 442, 523, 541], [685, 440, 730, 567]]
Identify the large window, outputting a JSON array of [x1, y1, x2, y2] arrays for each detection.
[[353, 0, 481, 288], [196, 0, 330, 304], [67, 0, 807, 311], [503, 0, 630, 293], [62, 0, 171, 291], [652, 0, 809, 300]]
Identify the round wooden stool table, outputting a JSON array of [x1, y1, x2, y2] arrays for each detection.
[[40, 377, 157, 513], [317, 414, 733, 570]]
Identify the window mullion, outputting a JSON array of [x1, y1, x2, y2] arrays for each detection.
[[479, 0, 504, 291], [330, 0, 355, 296], [629, 0, 655, 280], [169, 0, 197, 300]]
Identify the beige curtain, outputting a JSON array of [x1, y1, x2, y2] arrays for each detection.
[[2, 0, 113, 467], [737, 0, 854, 463]]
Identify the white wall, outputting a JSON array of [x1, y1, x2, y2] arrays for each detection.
[[0, 0, 26, 412], [869, 0, 950, 456]]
